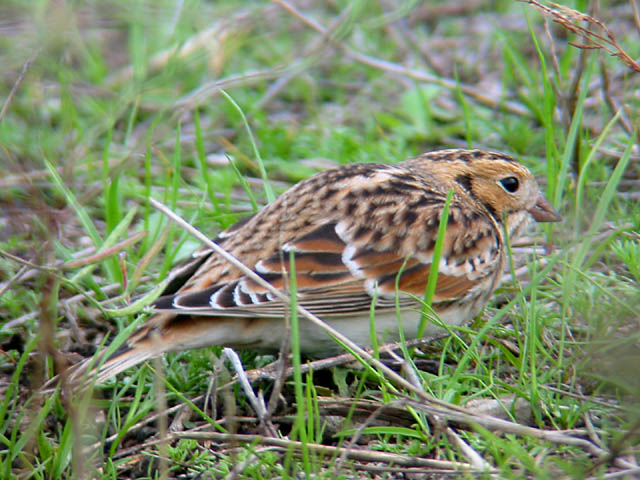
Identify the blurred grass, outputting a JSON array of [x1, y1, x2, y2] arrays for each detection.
[[1, 0, 639, 478]]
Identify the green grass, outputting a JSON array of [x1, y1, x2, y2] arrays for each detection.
[[1, 1, 640, 478]]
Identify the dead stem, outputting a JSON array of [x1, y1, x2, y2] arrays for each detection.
[[522, 0, 640, 72]]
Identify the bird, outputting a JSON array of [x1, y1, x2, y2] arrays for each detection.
[[62, 149, 561, 386]]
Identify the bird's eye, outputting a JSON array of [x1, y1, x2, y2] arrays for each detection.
[[499, 176, 519, 193]]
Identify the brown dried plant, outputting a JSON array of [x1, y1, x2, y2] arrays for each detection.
[[522, 0, 640, 73]]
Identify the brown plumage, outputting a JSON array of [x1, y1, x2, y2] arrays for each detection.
[[64, 149, 561, 386]]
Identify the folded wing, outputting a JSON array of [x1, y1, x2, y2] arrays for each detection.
[[151, 197, 502, 319]]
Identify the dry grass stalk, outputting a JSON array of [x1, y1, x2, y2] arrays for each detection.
[[522, 0, 640, 73]]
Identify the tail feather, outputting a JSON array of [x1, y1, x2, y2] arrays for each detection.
[[41, 337, 170, 393], [90, 342, 163, 384], [41, 314, 251, 393]]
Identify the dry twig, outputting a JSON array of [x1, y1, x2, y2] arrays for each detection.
[[522, 1, 640, 72], [0, 54, 37, 124]]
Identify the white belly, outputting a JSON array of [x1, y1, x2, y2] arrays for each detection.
[[298, 303, 476, 355], [200, 302, 478, 355]]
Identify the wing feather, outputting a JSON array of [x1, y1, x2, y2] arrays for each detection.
[[152, 196, 501, 320]]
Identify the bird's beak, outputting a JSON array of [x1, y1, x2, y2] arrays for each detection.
[[528, 194, 562, 222]]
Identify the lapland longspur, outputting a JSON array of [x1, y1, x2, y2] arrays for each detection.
[[66, 149, 560, 384]]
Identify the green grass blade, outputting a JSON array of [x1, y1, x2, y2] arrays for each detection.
[[418, 188, 454, 338], [68, 206, 138, 285], [194, 108, 221, 216], [227, 153, 260, 212], [454, 251, 563, 376], [44, 158, 102, 246], [574, 109, 621, 232], [553, 58, 594, 209], [102, 278, 170, 316], [454, 66, 473, 148], [219, 89, 275, 203], [286, 250, 312, 475], [569, 139, 634, 273]]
